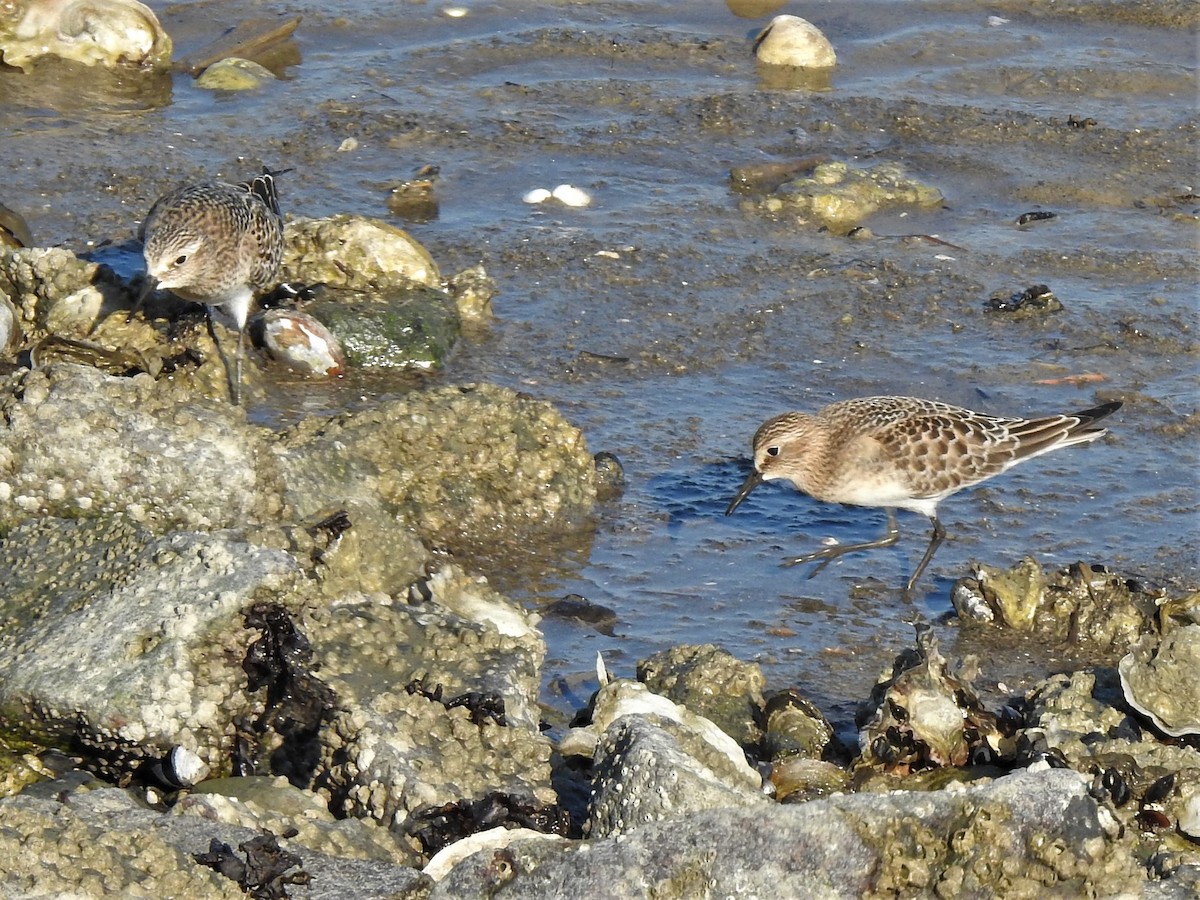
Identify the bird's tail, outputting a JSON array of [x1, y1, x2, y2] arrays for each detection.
[[1009, 400, 1123, 460], [239, 166, 292, 217]]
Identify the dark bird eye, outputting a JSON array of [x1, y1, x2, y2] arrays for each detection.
[[173, 254, 188, 266], [766, 446, 780, 457]]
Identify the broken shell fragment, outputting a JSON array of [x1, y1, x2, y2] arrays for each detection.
[[256, 309, 346, 378], [551, 184, 592, 207]]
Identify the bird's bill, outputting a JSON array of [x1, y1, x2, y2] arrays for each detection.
[[725, 469, 763, 516], [137, 273, 159, 303]]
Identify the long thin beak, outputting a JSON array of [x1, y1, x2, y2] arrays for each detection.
[[127, 273, 158, 324], [725, 469, 763, 516]]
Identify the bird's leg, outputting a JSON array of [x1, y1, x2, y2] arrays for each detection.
[[783, 508, 902, 577], [202, 307, 241, 405], [232, 324, 244, 406], [901, 516, 947, 601]]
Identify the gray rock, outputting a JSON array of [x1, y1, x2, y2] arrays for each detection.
[[586, 715, 767, 839], [433, 769, 1142, 898], [0, 785, 429, 899], [0, 517, 299, 771]]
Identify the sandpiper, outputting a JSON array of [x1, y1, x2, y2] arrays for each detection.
[[725, 396, 1122, 599], [134, 168, 286, 404]]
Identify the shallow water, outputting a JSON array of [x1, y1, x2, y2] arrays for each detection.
[[1, 0, 1196, 727]]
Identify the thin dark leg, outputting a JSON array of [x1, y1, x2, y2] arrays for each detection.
[[233, 325, 243, 406], [204, 307, 241, 405], [783, 508, 902, 577], [902, 516, 946, 601]]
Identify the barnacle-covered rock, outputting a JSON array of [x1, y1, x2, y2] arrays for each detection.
[[274, 382, 597, 550], [856, 626, 1005, 776], [0, 0, 172, 73], [0, 364, 275, 532], [750, 161, 943, 232], [0, 516, 301, 777], [281, 215, 441, 292], [0, 246, 131, 338], [952, 558, 1157, 654], [636, 643, 766, 747], [576, 679, 766, 839], [309, 572, 553, 834]]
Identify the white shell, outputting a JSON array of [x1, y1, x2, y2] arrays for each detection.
[[551, 184, 592, 207], [754, 15, 836, 69], [522, 188, 552, 204], [423, 827, 564, 881], [260, 309, 345, 378], [164, 746, 209, 788]]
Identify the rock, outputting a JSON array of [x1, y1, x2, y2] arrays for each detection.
[[307, 288, 459, 370], [754, 161, 943, 232], [753, 15, 836, 69], [446, 265, 496, 321], [431, 769, 1142, 898], [586, 715, 768, 839], [0, 784, 429, 898], [195, 57, 276, 90], [274, 382, 597, 550], [179, 775, 420, 867], [0, 364, 271, 533], [0, 0, 173, 73], [953, 558, 1159, 654], [636, 643, 766, 747], [1119, 623, 1200, 737], [309, 572, 554, 830], [0, 517, 300, 776], [281, 215, 441, 292]]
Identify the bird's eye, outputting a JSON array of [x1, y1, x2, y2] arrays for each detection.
[[766, 446, 780, 457], [173, 254, 188, 267]]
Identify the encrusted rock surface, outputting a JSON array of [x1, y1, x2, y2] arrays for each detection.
[[433, 769, 1143, 899], [636, 643, 766, 747], [274, 382, 597, 549], [0, 518, 299, 770]]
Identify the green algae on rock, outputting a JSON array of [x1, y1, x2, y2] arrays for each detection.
[[308, 287, 459, 370]]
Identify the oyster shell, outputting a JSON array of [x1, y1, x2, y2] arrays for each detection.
[[1118, 622, 1200, 738], [0, 0, 172, 72]]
